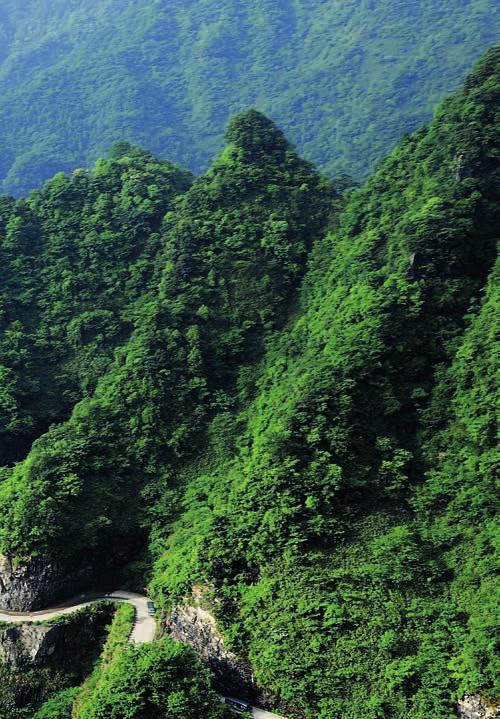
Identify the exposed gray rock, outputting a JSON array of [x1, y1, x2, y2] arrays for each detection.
[[458, 695, 500, 719], [166, 600, 254, 696], [0, 603, 115, 671], [165, 585, 293, 716], [0, 623, 62, 667], [0, 554, 61, 611], [0, 554, 91, 611], [0, 603, 115, 711], [0, 603, 114, 670]]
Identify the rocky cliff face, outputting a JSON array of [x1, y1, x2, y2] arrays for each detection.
[[166, 599, 255, 697], [0, 554, 91, 611], [0, 603, 114, 670], [1, 622, 72, 667], [165, 585, 292, 715], [458, 696, 500, 719]]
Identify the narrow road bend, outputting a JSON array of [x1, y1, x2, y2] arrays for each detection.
[[0, 590, 156, 643]]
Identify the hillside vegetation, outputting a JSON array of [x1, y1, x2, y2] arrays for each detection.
[[0, 47, 498, 719], [31, 605, 225, 719], [0, 0, 497, 194], [0, 147, 191, 465]]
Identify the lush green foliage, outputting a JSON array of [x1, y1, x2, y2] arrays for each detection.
[[150, 48, 499, 718], [30, 689, 79, 719], [73, 639, 224, 719], [0, 1, 497, 194], [0, 110, 331, 560], [33, 606, 224, 719], [0, 48, 498, 719], [0, 146, 191, 465], [415, 265, 500, 703]]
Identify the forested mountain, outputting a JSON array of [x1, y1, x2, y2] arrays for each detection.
[[0, 46, 498, 719], [0, 0, 497, 195], [0, 147, 191, 465]]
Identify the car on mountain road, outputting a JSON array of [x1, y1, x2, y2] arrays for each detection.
[[224, 696, 251, 713]]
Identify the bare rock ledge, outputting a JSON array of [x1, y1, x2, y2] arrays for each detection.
[[458, 696, 500, 719], [0, 554, 91, 611]]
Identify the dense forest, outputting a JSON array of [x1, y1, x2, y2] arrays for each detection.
[[0, 45, 498, 719], [0, 0, 498, 195]]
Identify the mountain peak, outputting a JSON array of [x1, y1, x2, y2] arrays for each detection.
[[224, 109, 290, 158]]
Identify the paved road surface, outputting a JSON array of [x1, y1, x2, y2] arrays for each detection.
[[250, 708, 287, 719], [0, 590, 156, 643], [0, 591, 286, 717], [106, 591, 156, 643], [219, 696, 286, 719]]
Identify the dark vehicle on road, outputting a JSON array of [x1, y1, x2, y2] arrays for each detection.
[[147, 600, 155, 615], [224, 697, 251, 713]]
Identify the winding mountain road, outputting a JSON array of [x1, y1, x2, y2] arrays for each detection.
[[0, 591, 156, 643], [0, 591, 286, 719]]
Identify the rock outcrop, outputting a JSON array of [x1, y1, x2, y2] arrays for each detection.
[[166, 589, 254, 698], [0, 603, 114, 670], [0, 623, 69, 667], [0, 554, 91, 611], [165, 585, 292, 716], [458, 696, 500, 719], [0, 603, 115, 711]]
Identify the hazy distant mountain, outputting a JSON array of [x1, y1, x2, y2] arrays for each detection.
[[0, 0, 496, 194]]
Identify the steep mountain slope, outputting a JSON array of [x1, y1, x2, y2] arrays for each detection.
[[415, 264, 499, 706], [0, 110, 332, 598], [0, 0, 497, 194], [148, 47, 499, 718], [0, 147, 191, 465], [0, 47, 498, 719]]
